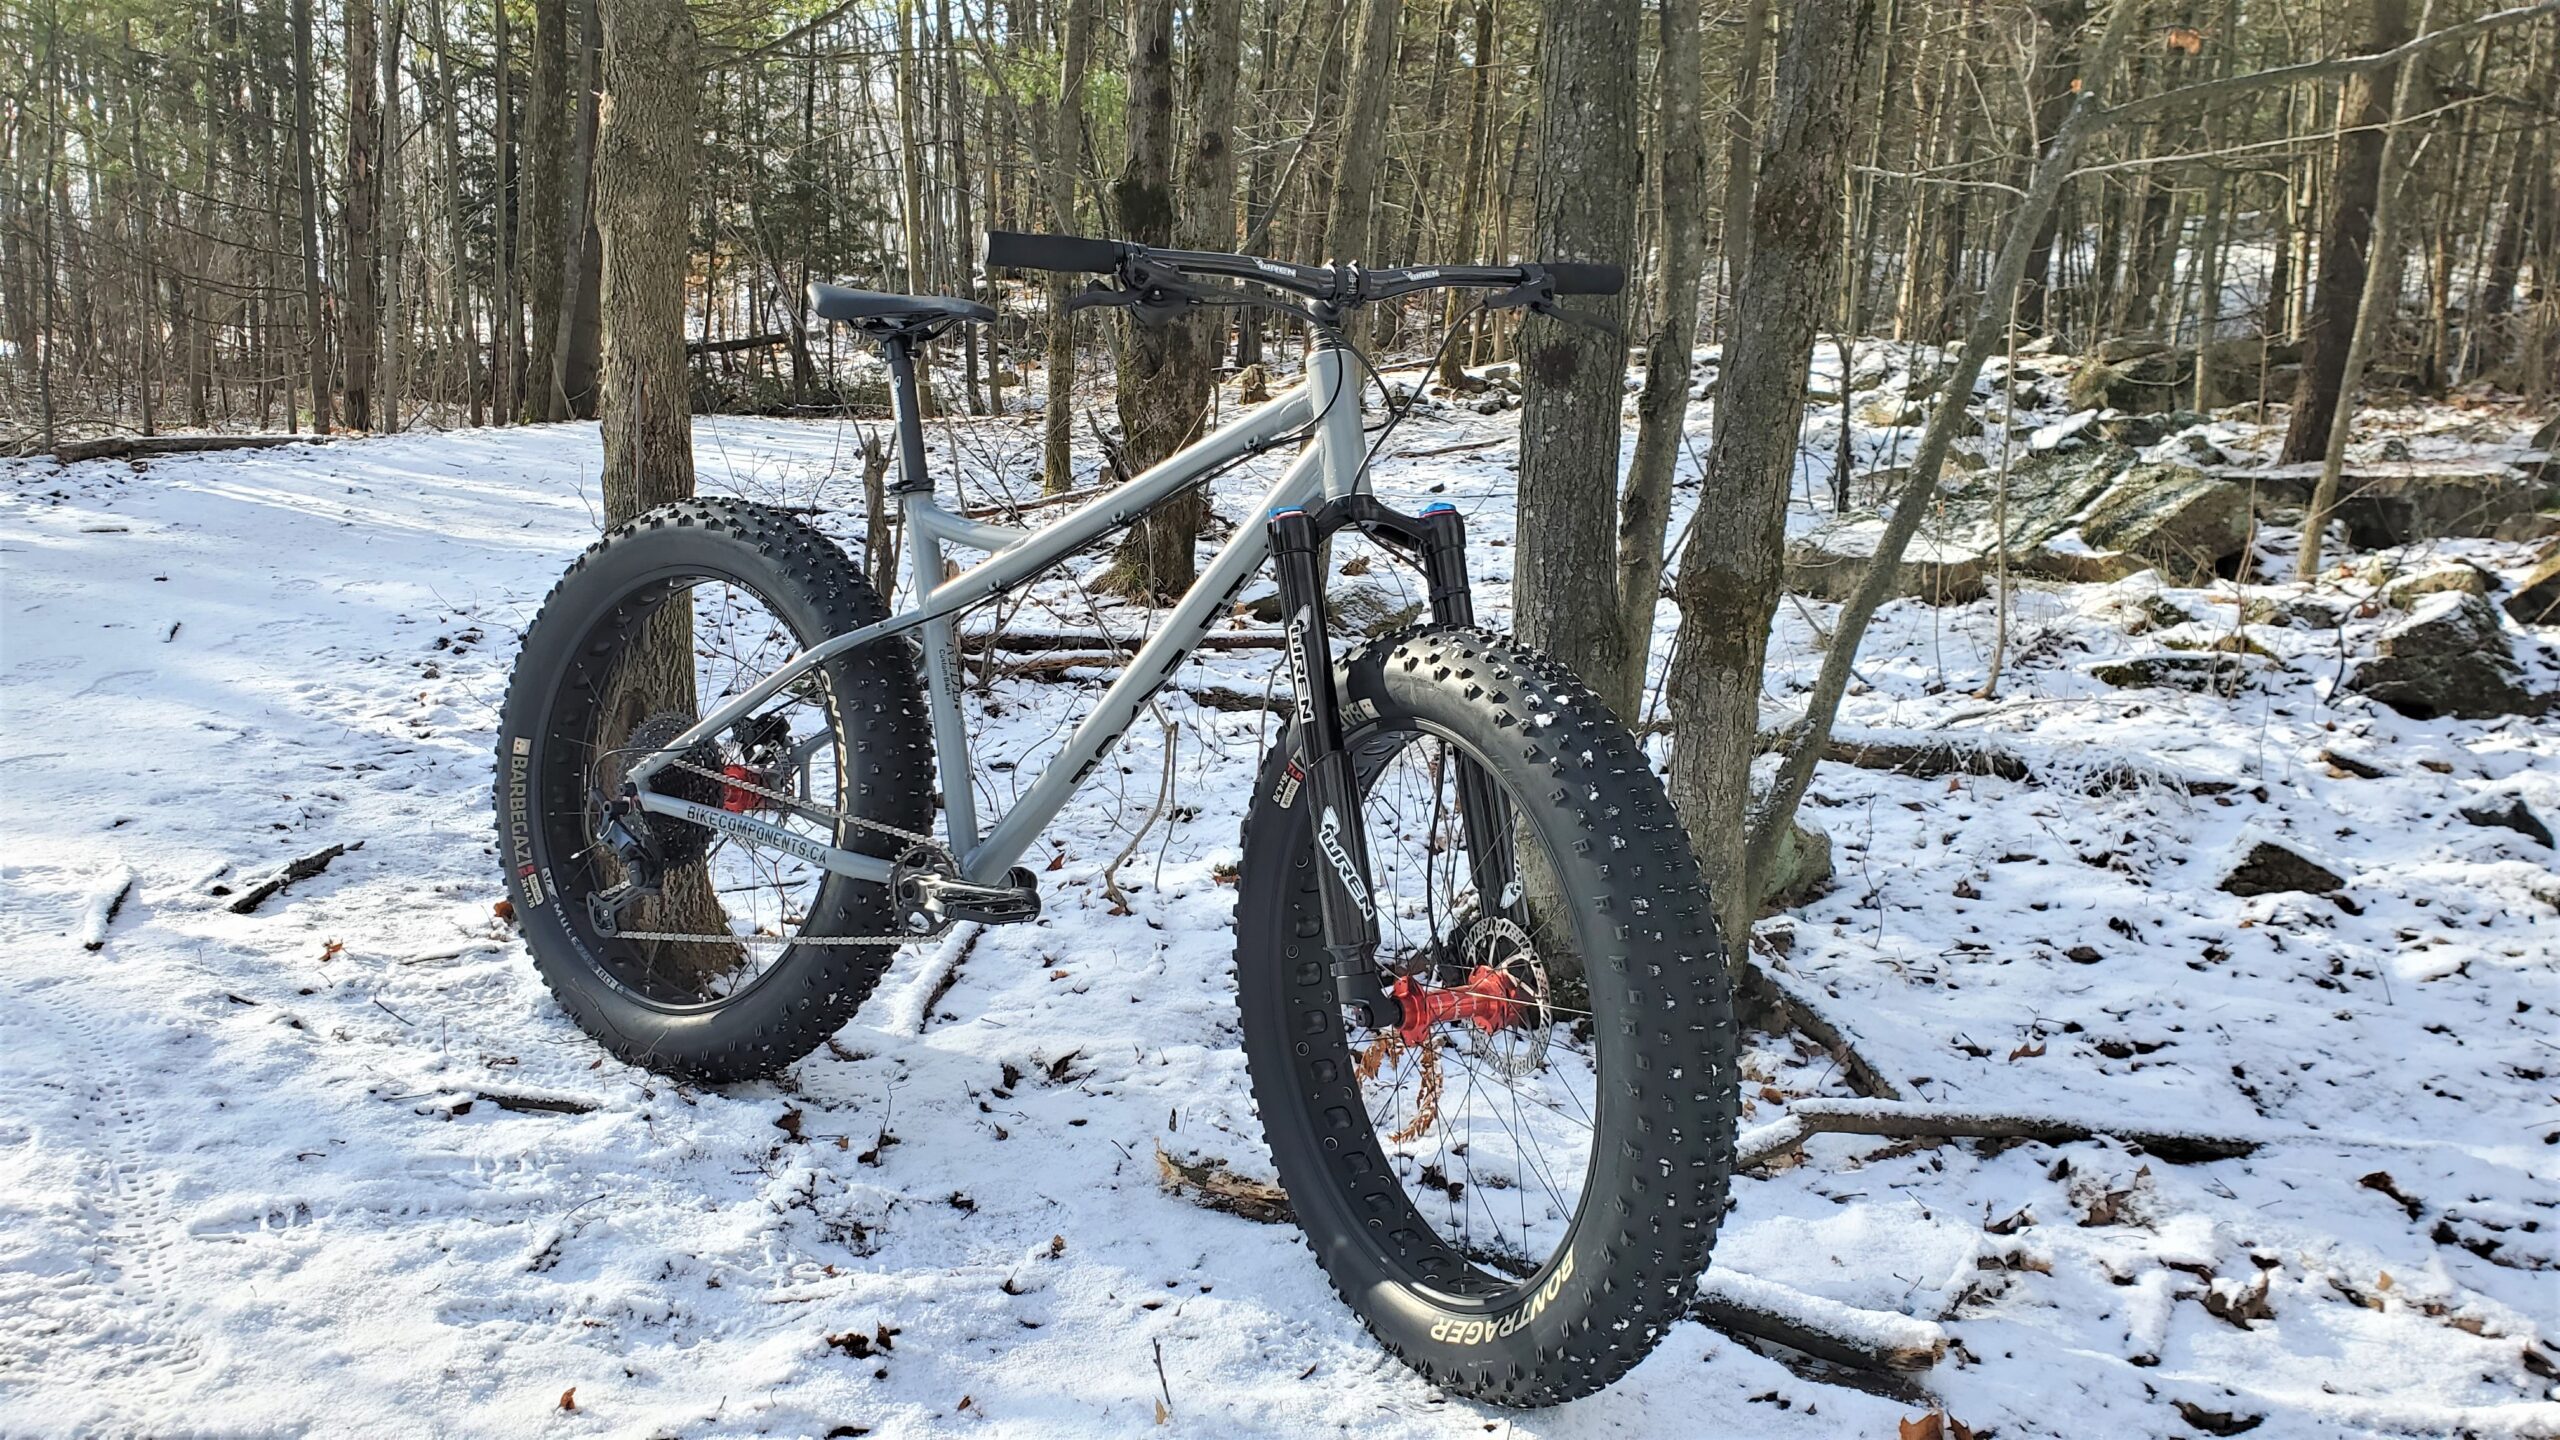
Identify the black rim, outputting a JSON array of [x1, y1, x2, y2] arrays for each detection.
[[527, 564, 865, 1013], [1314, 718, 1606, 1308]]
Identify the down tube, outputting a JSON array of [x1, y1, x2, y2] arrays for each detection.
[[961, 446, 1329, 882]]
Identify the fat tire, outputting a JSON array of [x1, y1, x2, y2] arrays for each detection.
[[1234, 625, 1738, 1406], [496, 497, 932, 1082]]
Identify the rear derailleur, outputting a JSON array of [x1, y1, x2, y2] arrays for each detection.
[[586, 781, 663, 938]]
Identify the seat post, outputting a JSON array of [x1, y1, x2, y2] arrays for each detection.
[[881, 332, 933, 495]]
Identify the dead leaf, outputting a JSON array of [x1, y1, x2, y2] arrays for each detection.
[[558, 1387, 577, 1411], [1899, 1412, 1975, 1440], [494, 898, 517, 924], [2172, 1399, 2264, 1435], [2202, 1270, 2273, 1328], [775, 1109, 804, 1141], [1155, 1145, 1293, 1225], [2008, 1040, 2046, 1061], [1154, 1398, 1171, 1425], [320, 938, 345, 962]]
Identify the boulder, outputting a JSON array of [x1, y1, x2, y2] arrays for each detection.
[[1756, 818, 1835, 912], [2088, 652, 2265, 696], [2069, 346, 2181, 414], [2219, 838, 2345, 897], [2374, 563, 2490, 608], [2459, 796, 2553, 849], [2098, 409, 2211, 449], [2505, 550, 2560, 625], [2229, 460, 2549, 547], [2076, 463, 2253, 584], [1784, 518, 1988, 604], [1241, 577, 1421, 636], [2344, 592, 2539, 720]]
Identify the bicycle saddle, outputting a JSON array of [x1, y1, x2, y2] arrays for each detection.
[[807, 282, 995, 328]]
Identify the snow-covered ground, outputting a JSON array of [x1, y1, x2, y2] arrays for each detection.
[[3, 366, 2556, 1438]]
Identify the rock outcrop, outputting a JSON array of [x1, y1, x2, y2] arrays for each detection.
[[2344, 592, 2540, 720]]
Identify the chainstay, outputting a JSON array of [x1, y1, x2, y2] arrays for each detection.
[[623, 757, 938, 951], [664, 754, 938, 849]]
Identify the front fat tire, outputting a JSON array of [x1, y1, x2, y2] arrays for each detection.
[[495, 498, 933, 1083], [1234, 627, 1739, 1406]]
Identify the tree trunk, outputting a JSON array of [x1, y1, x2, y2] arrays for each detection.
[[2282, 0, 2415, 463], [290, 0, 332, 431], [521, 0, 568, 420], [493, 0, 516, 422], [1438, 0, 1498, 388], [344, 0, 380, 430], [1039, 0, 1096, 492], [2296, 0, 2440, 577], [551, 0, 601, 420], [1513, 0, 1640, 691], [1100, 0, 1223, 601], [1611, 0, 1708, 720], [1325, 0, 1405, 261], [596, 0, 700, 521], [1662, 0, 1873, 948], [1718, 0, 1774, 313], [1747, 0, 2143, 892], [2016, 0, 2088, 332], [378, 0, 409, 433]]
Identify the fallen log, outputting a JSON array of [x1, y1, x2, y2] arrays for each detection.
[[685, 331, 791, 355], [227, 842, 357, 915], [1739, 1097, 2262, 1169], [78, 864, 137, 951], [960, 628, 1284, 653], [981, 656, 1283, 713], [1740, 959, 1907, 1101], [1756, 726, 2239, 797], [1694, 1269, 1947, 1375], [56, 432, 325, 464]]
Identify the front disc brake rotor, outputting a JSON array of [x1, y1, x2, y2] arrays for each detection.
[[1457, 915, 1555, 1077]]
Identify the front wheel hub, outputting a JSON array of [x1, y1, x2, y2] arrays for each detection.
[[1389, 964, 1526, 1047]]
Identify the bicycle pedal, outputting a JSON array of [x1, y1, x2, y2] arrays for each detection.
[[912, 866, 1042, 927]]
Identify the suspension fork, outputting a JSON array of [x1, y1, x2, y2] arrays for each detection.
[[1265, 495, 1515, 1027]]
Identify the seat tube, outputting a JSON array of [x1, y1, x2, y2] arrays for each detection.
[[886, 337, 979, 858]]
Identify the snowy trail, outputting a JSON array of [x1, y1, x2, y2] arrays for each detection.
[[4, 395, 2557, 1438]]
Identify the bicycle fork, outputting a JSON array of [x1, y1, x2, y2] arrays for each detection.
[[1265, 497, 1519, 1029]]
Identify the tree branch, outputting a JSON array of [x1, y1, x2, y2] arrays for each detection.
[[2098, 0, 2560, 128]]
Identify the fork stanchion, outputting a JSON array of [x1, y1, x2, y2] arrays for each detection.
[[1267, 505, 1394, 1029]]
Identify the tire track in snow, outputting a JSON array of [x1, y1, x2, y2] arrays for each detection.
[[0, 974, 213, 1430]]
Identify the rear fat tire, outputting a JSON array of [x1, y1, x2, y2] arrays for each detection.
[[1234, 626, 1739, 1406], [496, 498, 933, 1082]]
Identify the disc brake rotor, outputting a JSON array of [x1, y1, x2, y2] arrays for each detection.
[[1457, 915, 1555, 1078]]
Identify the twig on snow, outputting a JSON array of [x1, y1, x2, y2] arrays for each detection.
[[78, 864, 137, 951], [227, 842, 358, 915], [1738, 1097, 2263, 1170]]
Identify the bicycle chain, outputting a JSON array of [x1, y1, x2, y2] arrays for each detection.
[[599, 753, 942, 950]]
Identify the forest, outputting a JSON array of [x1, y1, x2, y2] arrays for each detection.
[[4, 0, 2558, 1432]]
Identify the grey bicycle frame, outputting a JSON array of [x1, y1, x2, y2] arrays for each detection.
[[626, 341, 1369, 888]]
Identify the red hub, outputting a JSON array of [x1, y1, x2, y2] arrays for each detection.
[[1390, 964, 1527, 1047], [718, 764, 777, 813]]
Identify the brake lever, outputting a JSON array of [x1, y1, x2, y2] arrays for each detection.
[[1064, 283, 1141, 314]]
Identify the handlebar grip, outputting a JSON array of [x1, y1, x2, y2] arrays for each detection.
[[985, 230, 1127, 275], [1541, 261, 1624, 296]]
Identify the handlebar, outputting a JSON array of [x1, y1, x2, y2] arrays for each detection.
[[982, 230, 1623, 314]]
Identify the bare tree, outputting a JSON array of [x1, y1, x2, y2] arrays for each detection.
[[1512, 0, 1640, 694], [1661, 0, 1874, 945]]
